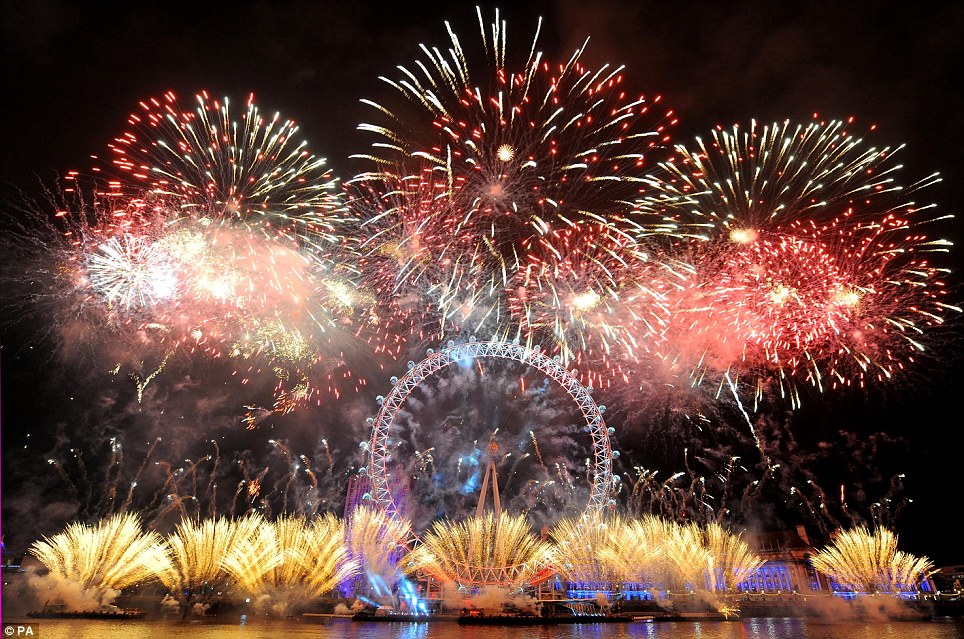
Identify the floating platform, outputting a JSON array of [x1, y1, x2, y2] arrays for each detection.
[[351, 611, 454, 622], [27, 605, 146, 620], [458, 611, 642, 625]]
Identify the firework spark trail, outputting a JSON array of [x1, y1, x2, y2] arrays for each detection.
[[626, 467, 659, 517], [131, 349, 174, 403], [624, 456, 762, 528], [319, 439, 335, 485], [119, 437, 162, 513], [142, 450, 222, 527], [710, 456, 740, 524], [47, 458, 81, 507], [724, 371, 774, 471], [630, 118, 958, 407], [263, 439, 297, 514], [869, 473, 910, 529], [787, 485, 831, 539], [46, 437, 161, 523], [205, 441, 221, 519]]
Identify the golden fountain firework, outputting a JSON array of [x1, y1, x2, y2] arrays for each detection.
[[550, 513, 626, 585], [29, 512, 162, 593], [346, 506, 412, 590], [143, 515, 249, 603], [221, 513, 358, 599], [651, 520, 711, 592], [702, 522, 763, 593], [810, 526, 934, 593], [603, 514, 665, 587], [405, 512, 555, 588]]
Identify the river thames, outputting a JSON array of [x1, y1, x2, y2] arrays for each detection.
[[3, 618, 964, 639]]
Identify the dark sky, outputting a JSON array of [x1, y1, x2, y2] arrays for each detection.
[[2, 1, 963, 565]]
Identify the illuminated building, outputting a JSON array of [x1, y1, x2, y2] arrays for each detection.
[[740, 526, 827, 594], [343, 467, 412, 522], [932, 565, 964, 593]]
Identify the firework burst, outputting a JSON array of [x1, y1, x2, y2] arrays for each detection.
[[603, 514, 665, 586], [108, 91, 346, 250], [2, 177, 366, 411], [357, 9, 674, 221], [506, 222, 683, 385], [346, 171, 468, 355], [630, 118, 958, 405], [353, 8, 676, 344], [93, 91, 370, 406], [702, 521, 763, 593]]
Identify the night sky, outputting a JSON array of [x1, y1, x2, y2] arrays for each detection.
[[2, 1, 963, 566]]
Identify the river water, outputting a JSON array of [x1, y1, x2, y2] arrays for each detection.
[[3, 617, 964, 639]]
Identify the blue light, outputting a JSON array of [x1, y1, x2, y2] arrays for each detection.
[[397, 577, 428, 615]]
